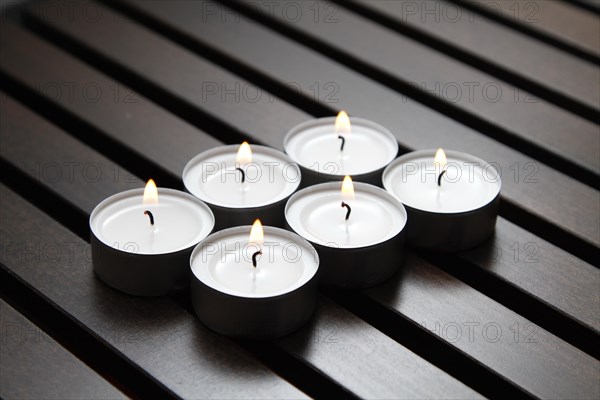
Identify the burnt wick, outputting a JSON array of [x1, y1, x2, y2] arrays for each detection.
[[252, 250, 262, 268], [236, 167, 245, 183], [341, 201, 352, 220], [338, 135, 346, 151], [437, 170, 446, 187], [144, 210, 155, 225]]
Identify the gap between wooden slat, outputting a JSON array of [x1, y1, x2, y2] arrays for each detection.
[[0, 261, 177, 400], [420, 249, 600, 359], [0, 70, 181, 190], [42, 0, 600, 267], [338, 0, 600, 125], [326, 289, 535, 398], [566, 0, 600, 15], [448, 0, 600, 65]]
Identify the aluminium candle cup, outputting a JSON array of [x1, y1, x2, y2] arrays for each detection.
[[284, 117, 399, 187], [382, 149, 501, 252], [190, 226, 319, 340], [285, 182, 408, 289], [90, 188, 215, 296], [183, 145, 301, 230]]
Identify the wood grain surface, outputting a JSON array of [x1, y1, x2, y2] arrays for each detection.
[[352, 0, 600, 115], [0, 299, 126, 400], [1, 0, 598, 398]]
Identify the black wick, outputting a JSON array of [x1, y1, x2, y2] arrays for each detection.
[[437, 170, 446, 186], [341, 201, 352, 220], [338, 135, 346, 151], [252, 249, 262, 268], [143, 210, 155, 225], [236, 167, 245, 183]]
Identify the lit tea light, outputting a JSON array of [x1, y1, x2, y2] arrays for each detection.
[[190, 220, 319, 339], [285, 176, 407, 289], [90, 179, 215, 296], [284, 111, 398, 186], [383, 149, 502, 252], [183, 143, 301, 229]]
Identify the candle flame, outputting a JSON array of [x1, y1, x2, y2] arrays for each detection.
[[236, 141, 252, 165], [341, 175, 355, 202], [334, 110, 351, 135], [434, 148, 447, 170], [249, 219, 264, 248], [143, 179, 158, 205]]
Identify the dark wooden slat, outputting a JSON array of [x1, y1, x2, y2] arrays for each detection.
[[361, 254, 600, 399], [0, 299, 126, 400], [236, 0, 599, 179], [24, 0, 600, 341], [461, 218, 600, 334], [0, 83, 479, 398], [0, 86, 140, 213], [108, 0, 600, 260], [352, 0, 600, 114], [569, 0, 600, 14], [0, 28, 221, 185], [453, 0, 600, 61], [277, 295, 483, 399], [485, 0, 599, 56], [23, 2, 312, 150], [3, 19, 598, 400]]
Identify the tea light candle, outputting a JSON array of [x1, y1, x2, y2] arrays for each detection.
[[284, 111, 399, 186], [90, 179, 215, 296], [183, 143, 301, 229], [383, 149, 501, 252], [285, 177, 407, 289], [190, 220, 319, 339]]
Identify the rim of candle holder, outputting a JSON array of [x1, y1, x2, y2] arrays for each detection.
[[284, 181, 408, 250], [183, 144, 302, 208], [89, 188, 215, 255], [382, 148, 502, 215], [283, 116, 399, 177], [190, 225, 320, 299]]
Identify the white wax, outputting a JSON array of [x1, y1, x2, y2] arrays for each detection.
[[191, 226, 319, 298], [383, 149, 501, 214], [90, 188, 214, 254], [284, 117, 398, 176], [183, 145, 300, 208], [285, 182, 407, 248]]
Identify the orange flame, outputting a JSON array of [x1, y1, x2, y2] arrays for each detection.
[[334, 110, 351, 135], [143, 179, 158, 205], [236, 141, 252, 165], [341, 175, 355, 202], [249, 219, 264, 248]]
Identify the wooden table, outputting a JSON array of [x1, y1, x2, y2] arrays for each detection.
[[1, 0, 598, 398]]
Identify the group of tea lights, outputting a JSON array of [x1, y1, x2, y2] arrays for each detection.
[[90, 111, 501, 339]]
